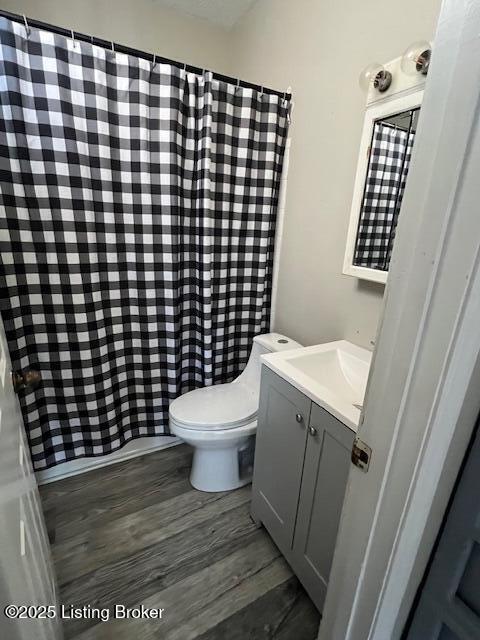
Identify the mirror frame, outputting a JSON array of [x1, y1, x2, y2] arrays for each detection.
[[343, 60, 425, 284]]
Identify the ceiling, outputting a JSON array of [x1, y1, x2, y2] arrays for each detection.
[[152, 0, 259, 29]]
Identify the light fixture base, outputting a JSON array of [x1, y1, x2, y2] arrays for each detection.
[[374, 70, 392, 93], [416, 49, 431, 75]]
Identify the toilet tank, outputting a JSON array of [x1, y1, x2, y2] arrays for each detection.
[[235, 332, 302, 394], [252, 333, 301, 354]]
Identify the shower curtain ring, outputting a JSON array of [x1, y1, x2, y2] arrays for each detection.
[[111, 41, 115, 55], [22, 14, 30, 37], [70, 29, 76, 48], [152, 53, 156, 68]]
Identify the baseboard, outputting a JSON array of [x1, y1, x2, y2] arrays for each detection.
[[36, 436, 181, 485]]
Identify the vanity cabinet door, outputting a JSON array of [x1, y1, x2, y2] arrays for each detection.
[[251, 367, 310, 556], [292, 402, 355, 611]]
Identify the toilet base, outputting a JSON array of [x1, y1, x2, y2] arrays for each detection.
[[190, 444, 252, 493], [169, 419, 257, 493]]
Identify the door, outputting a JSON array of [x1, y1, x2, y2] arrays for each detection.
[[292, 403, 354, 611], [251, 367, 310, 555], [406, 422, 480, 639], [0, 316, 61, 640], [319, 1, 480, 638]]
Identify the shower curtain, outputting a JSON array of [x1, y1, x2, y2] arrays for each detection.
[[0, 19, 291, 469], [354, 122, 415, 270]]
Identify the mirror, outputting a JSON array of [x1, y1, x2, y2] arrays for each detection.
[[343, 88, 423, 284], [353, 108, 419, 272]]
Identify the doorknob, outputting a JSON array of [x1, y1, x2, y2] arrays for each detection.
[[12, 368, 42, 394], [295, 413, 304, 424], [308, 426, 318, 436]]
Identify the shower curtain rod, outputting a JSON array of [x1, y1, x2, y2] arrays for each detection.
[[0, 9, 291, 100]]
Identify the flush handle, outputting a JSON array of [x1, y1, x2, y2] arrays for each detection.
[[295, 413, 304, 424]]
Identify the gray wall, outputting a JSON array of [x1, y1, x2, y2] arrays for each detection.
[[0, 0, 232, 74], [229, 0, 441, 348]]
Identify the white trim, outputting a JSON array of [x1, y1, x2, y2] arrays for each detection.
[[319, 1, 480, 638], [343, 88, 424, 284], [36, 436, 180, 485]]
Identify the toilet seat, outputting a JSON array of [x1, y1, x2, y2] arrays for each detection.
[[169, 381, 257, 431]]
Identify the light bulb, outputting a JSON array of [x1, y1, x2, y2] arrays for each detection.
[[359, 63, 383, 92], [359, 63, 392, 93], [401, 41, 432, 76]]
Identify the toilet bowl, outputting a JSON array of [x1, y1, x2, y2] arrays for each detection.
[[169, 333, 302, 492]]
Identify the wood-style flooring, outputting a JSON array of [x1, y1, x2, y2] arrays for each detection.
[[40, 444, 321, 639]]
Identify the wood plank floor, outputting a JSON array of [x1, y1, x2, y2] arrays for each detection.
[[40, 444, 320, 639]]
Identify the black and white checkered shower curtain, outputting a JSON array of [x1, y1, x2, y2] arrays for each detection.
[[0, 19, 290, 469], [354, 122, 415, 270]]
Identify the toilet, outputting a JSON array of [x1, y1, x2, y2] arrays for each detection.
[[169, 333, 302, 492]]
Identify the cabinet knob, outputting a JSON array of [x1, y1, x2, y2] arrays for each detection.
[[308, 426, 318, 436], [295, 413, 303, 424]]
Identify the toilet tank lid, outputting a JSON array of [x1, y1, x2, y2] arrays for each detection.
[[253, 333, 302, 353]]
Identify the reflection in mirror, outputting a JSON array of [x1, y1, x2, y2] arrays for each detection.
[[353, 108, 420, 271]]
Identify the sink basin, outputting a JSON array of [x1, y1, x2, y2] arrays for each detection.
[[287, 348, 369, 407], [261, 340, 372, 431]]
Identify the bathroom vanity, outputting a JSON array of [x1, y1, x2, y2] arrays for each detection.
[[251, 341, 372, 612]]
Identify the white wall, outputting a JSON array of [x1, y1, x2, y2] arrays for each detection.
[[229, 0, 441, 348], [0, 0, 232, 74]]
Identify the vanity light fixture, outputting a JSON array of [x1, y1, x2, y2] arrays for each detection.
[[359, 63, 392, 93], [401, 41, 432, 76]]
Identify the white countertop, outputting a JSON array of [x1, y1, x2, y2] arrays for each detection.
[[261, 340, 373, 432]]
